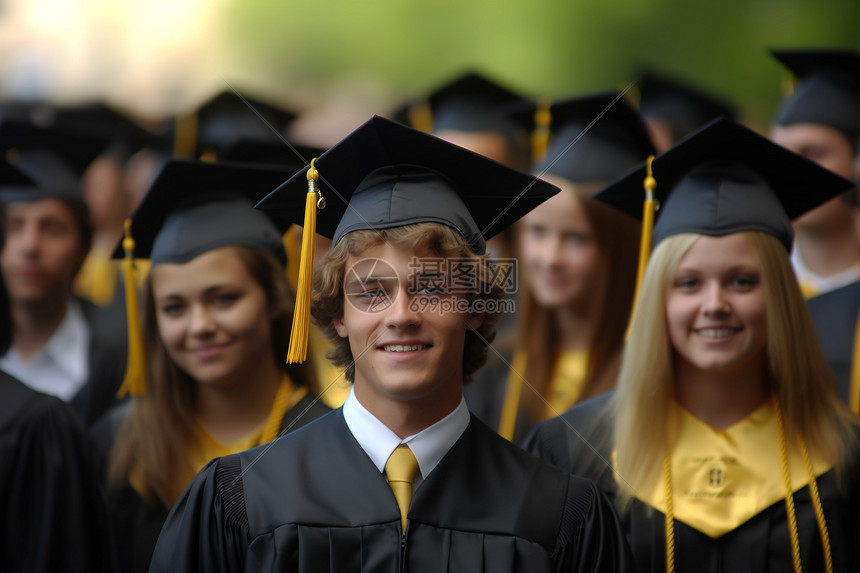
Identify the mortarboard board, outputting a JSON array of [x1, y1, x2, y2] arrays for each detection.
[[218, 138, 326, 170], [182, 91, 297, 161], [256, 114, 560, 362], [595, 117, 854, 253], [392, 72, 533, 165], [0, 157, 34, 188], [637, 70, 737, 142], [32, 103, 157, 163], [428, 72, 530, 135], [113, 159, 301, 397], [115, 159, 297, 266], [771, 49, 860, 138], [509, 91, 656, 183], [257, 115, 559, 255], [0, 118, 107, 185]]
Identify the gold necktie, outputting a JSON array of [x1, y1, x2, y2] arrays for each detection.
[[384, 444, 419, 530]]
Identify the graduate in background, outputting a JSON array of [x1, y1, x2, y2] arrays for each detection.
[[150, 116, 632, 572], [0, 119, 128, 426], [0, 159, 117, 573], [770, 49, 860, 297], [525, 118, 860, 573], [92, 160, 329, 573], [636, 69, 737, 153], [465, 92, 649, 443], [783, 50, 860, 412]]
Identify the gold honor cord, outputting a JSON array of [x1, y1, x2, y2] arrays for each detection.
[[850, 309, 860, 414], [662, 398, 833, 573], [626, 155, 656, 340], [117, 219, 146, 397], [287, 159, 324, 364]]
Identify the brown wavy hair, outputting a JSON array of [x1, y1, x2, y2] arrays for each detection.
[[311, 223, 506, 385]]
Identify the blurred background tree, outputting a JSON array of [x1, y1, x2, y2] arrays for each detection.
[[1, 0, 858, 136]]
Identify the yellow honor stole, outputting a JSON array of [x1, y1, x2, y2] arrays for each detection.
[[627, 400, 831, 538], [131, 373, 307, 500], [498, 349, 587, 440]]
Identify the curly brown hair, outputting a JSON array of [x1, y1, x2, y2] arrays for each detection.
[[311, 223, 507, 385]]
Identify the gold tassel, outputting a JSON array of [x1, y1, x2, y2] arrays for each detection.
[[850, 310, 860, 414], [287, 159, 323, 364], [408, 101, 434, 134], [117, 219, 146, 397], [173, 113, 198, 159], [531, 98, 552, 163], [626, 155, 657, 339]]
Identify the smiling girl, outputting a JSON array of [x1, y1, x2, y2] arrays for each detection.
[[526, 119, 860, 573], [93, 161, 329, 573]]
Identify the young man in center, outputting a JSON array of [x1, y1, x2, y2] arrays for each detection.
[[149, 115, 632, 572]]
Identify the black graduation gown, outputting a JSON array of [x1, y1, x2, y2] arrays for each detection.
[[92, 392, 331, 573], [70, 296, 129, 427], [807, 280, 860, 404], [149, 409, 633, 573], [523, 392, 860, 573], [0, 370, 116, 572]]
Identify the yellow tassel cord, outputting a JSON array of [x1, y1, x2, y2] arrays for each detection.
[[662, 455, 675, 573], [850, 310, 860, 414], [498, 350, 528, 441], [287, 159, 323, 364], [625, 155, 657, 339], [662, 398, 832, 573], [408, 101, 434, 134], [173, 113, 198, 159], [774, 398, 833, 573], [531, 98, 552, 163], [117, 219, 146, 397]]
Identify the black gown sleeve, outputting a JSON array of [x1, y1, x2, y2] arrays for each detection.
[[0, 375, 117, 572], [148, 455, 249, 573], [554, 475, 634, 572]]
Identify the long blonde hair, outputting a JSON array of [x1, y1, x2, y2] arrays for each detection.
[[613, 231, 858, 506]]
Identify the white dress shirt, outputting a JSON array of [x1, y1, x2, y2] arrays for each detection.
[[0, 299, 91, 401], [342, 387, 470, 491]]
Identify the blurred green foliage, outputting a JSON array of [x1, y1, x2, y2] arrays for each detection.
[[221, 0, 860, 127]]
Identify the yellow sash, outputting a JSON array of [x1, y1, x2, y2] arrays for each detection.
[[131, 373, 306, 499], [626, 401, 831, 538], [544, 350, 588, 417]]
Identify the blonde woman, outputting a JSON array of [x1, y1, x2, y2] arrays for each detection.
[[526, 119, 860, 573]]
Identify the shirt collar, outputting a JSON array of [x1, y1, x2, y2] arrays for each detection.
[[342, 387, 470, 485], [44, 299, 90, 383]]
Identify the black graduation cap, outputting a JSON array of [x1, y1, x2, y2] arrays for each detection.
[[771, 49, 860, 138], [115, 160, 298, 266], [595, 117, 854, 252], [187, 91, 297, 160], [257, 114, 559, 364], [218, 138, 326, 169], [427, 72, 529, 133], [0, 158, 33, 187], [637, 70, 737, 142], [0, 118, 107, 203], [32, 103, 156, 163], [508, 91, 656, 183], [256, 115, 560, 255]]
